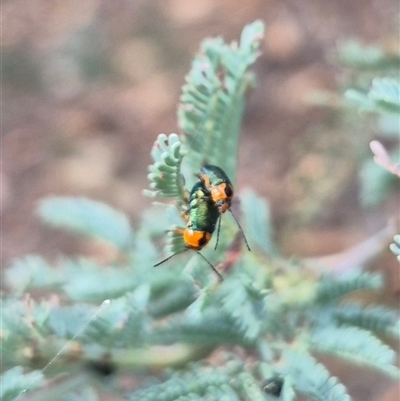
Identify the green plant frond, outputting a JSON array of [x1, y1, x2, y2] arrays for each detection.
[[132, 237, 159, 269], [1, 298, 51, 342], [234, 371, 266, 401], [0, 366, 44, 401], [60, 258, 138, 302], [152, 309, 254, 347], [143, 133, 188, 206], [1, 299, 52, 369], [82, 287, 150, 347], [148, 281, 197, 318], [181, 250, 222, 286], [337, 39, 400, 70], [315, 271, 383, 304], [345, 77, 400, 114], [115, 286, 151, 346], [127, 366, 232, 401], [333, 303, 400, 340], [389, 234, 400, 262], [216, 276, 268, 341], [256, 294, 288, 336], [127, 360, 267, 401], [137, 204, 182, 239], [5, 254, 64, 292], [310, 326, 399, 379], [138, 205, 187, 265], [46, 304, 98, 339], [178, 20, 264, 181], [146, 268, 195, 299], [370, 78, 400, 112], [344, 88, 374, 110], [37, 197, 133, 250], [281, 350, 352, 401], [132, 205, 191, 274], [240, 189, 277, 255]]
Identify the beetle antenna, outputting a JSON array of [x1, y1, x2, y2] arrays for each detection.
[[153, 249, 188, 267], [196, 251, 223, 281], [229, 210, 251, 251], [214, 215, 222, 250]]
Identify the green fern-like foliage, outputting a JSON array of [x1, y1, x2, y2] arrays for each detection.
[[128, 362, 236, 401], [215, 276, 268, 341], [338, 39, 400, 70], [37, 197, 133, 250], [333, 303, 400, 340], [1, 367, 44, 401], [240, 189, 277, 255], [178, 20, 264, 182], [280, 350, 351, 401], [2, 20, 400, 401], [345, 77, 400, 114], [315, 271, 383, 303], [5, 254, 64, 293], [143, 133, 188, 207], [310, 326, 399, 379], [336, 41, 400, 208]]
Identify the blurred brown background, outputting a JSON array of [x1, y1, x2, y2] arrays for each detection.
[[2, 1, 399, 398]]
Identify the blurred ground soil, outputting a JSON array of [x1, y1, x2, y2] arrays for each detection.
[[2, 1, 399, 400]]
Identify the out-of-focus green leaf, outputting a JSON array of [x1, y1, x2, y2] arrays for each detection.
[[345, 78, 400, 114], [338, 39, 400, 70], [37, 197, 133, 250], [0, 367, 44, 401], [240, 189, 277, 255], [370, 78, 400, 113], [5, 254, 64, 292]]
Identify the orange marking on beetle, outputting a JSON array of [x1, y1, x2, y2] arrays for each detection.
[[199, 173, 211, 188], [183, 229, 211, 250], [210, 183, 233, 213]]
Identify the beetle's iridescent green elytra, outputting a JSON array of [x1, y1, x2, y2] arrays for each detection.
[[154, 180, 223, 280], [183, 181, 220, 250]]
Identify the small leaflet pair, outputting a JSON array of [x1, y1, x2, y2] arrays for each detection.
[[154, 165, 250, 280]]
